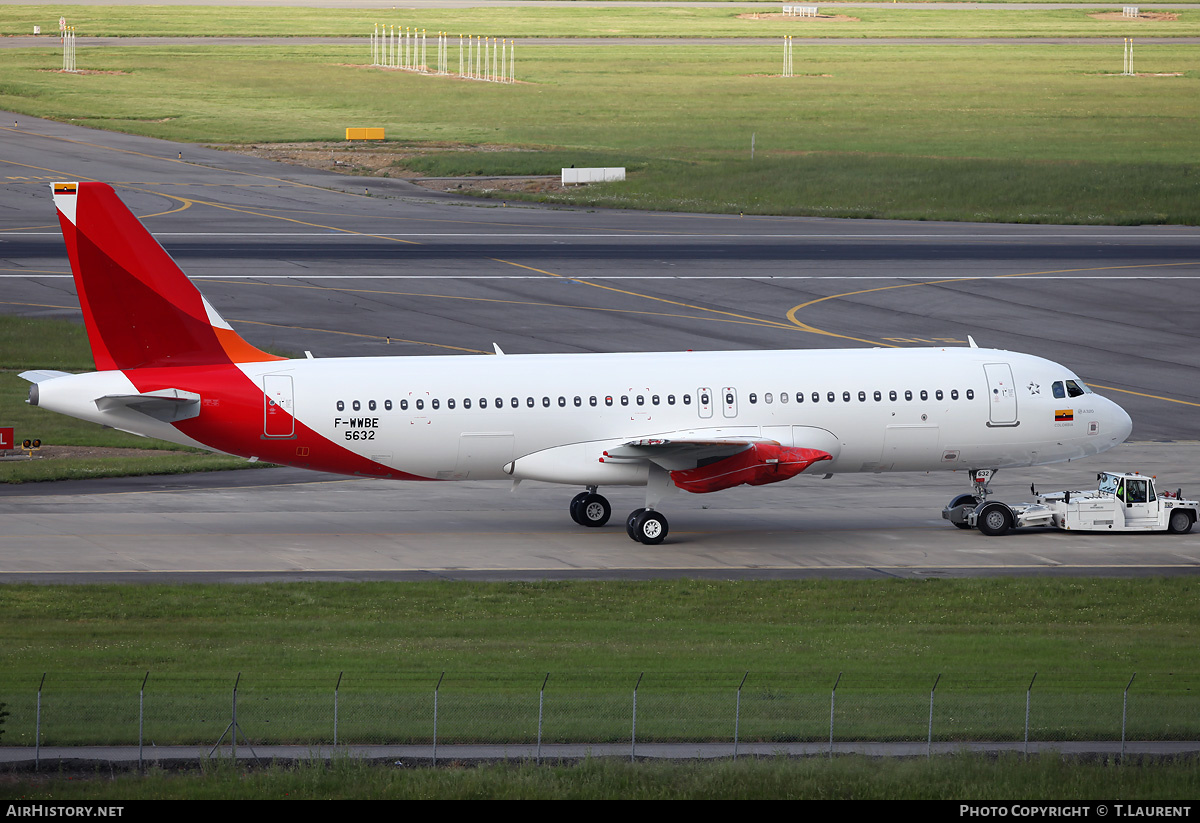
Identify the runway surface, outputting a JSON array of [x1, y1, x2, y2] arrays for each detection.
[[1, 114, 1198, 581]]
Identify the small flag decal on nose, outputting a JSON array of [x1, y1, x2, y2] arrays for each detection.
[[1055, 409, 1074, 422]]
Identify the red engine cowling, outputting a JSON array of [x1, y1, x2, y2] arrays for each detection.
[[669, 444, 832, 494]]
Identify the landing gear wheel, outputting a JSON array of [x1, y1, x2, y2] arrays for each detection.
[[630, 510, 669, 545], [948, 494, 979, 530], [1167, 509, 1193, 535], [574, 493, 611, 527], [977, 504, 1013, 537], [569, 492, 590, 526], [626, 508, 647, 540]]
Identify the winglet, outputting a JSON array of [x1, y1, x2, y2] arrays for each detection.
[[52, 181, 285, 371]]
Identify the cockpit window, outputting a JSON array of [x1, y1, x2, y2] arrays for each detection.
[[1052, 381, 1066, 399], [1065, 379, 1090, 397]]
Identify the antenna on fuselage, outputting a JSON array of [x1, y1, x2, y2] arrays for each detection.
[[967, 335, 979, 348], [493, 343, 505, 355]]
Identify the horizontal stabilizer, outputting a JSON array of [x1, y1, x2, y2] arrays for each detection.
[[19, 370, 72, 384], [94, 388, 201, 423]]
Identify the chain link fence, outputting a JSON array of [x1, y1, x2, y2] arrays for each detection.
[[2, 670, 1195, 754]]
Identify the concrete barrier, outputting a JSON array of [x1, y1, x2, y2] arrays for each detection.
[[562, 167, 626, 185]]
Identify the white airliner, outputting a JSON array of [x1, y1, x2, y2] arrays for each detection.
[[23, 182, 1133, 543]]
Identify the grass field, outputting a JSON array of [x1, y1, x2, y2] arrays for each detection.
[[3, 42, 1198, 223], [6, 755, 1200, 800], [4, 5, 1200, 39]]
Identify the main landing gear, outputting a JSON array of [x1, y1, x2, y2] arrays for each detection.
[[568, 486, 670, 546]]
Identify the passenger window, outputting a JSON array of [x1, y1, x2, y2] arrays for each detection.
[[842, 391, 850, 402], [951, 390, 959, 400], [858, 391, 866, 402], [780, 392, 788, 404], [574, 396, 582, 407], [559, 396, 566, 407], [904, 391, 912, 401], [874, 391, 881, 402], [463, 398, 471, 409], [652, 395, 660, 405], [796, 392, 804, 403], [889, 391, 897, 401], [683, 395, 691, 405], [966, 389, 975, 400], [636, 395, 644, 406], [353, 400, 361, 411], [935, 390, 943, 401], [749, 393, 757, 404], [606, 396, 613, 406], [511, 397, 519, 408], [621, 396, 629, 406], [369, 400, 377, 411], [527, 397, 535, 408], [765, 393, 773, 405], [920, 390, 927, 401], [542, 397, 550, 408], [447, 399, 455, 410], [700, 392, 710, 405], [827, 392, 836, 403], [813, 393, 820, 403], [400, 399, 409, 411], [385, 400, 393, 411], [668, 395, 676, 405], [432, 399, 440, 410], [416, 399, 424, 410], [480, 398, 488, 409], [337, 400, 345, 411], [590, 396, 598, 407]]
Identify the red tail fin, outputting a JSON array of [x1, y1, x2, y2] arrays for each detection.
[[52, 182, 284, 370]]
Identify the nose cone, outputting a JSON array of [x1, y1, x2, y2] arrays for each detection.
[[1109, 397, 1133, 447]]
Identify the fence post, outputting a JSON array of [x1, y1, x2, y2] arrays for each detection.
[[928, 673, 941, 758], [334, 671, 343, 747], [631, 672, 643, 762], [35, 673, 45, 771], [734, 671, 748, 759], [829, 672, 842, 758], [138, 672, 149, 772], [433, 671, 444, 766], [1122, 673, 1136, 760], [537, 673, 549, 764], [1025, 672, 1037, 758]]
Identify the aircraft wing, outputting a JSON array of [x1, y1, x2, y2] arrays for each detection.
[[601, 436, 833, 494]]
